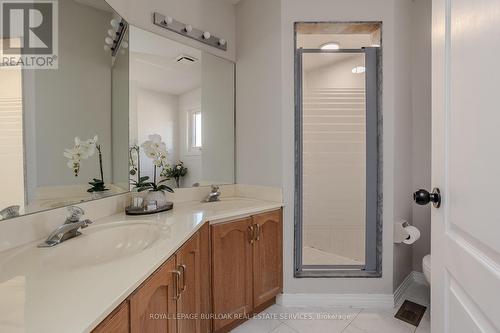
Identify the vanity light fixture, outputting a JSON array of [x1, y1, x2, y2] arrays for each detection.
[[370, 44, 381, 47], [320, 42, 340, 50], [352, 66, 366, 74], [110, 19, 120, 30], [153, 12, 227, 51], [104, 18, 128, 57]]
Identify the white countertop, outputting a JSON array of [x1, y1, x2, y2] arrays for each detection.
[[0, 197, 282, 333]]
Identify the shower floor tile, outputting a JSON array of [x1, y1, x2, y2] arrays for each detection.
[[302, 246, 362, 266]]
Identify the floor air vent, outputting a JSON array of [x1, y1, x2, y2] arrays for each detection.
[[394, 300, 427, 327]]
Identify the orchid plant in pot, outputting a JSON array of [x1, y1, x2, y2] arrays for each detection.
[[64, 135, 109, 196], [134, 134, 174, 207]]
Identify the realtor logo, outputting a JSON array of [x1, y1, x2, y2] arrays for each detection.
[[1, 0, 58, 68]]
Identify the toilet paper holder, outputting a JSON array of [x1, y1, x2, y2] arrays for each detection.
[[394, 220, 411, 244]]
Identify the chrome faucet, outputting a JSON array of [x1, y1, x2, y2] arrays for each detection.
[[0, 205, 20, 220], [38, 206, 93, 248], [204, 185, 221, 202]]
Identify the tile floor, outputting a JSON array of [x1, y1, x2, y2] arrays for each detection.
[[231, 280, 430, 333]]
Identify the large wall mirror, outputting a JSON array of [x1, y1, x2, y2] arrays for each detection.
[[0, 0, 130, 220], [0, 1, 236, 221], [129, 26, 235, 190]]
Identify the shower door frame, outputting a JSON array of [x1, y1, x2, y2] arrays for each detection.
[[294, 46, 381, 278]]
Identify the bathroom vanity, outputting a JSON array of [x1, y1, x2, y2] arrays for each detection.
[[90, 205, 283, 333], [0, 198, 282, 333]]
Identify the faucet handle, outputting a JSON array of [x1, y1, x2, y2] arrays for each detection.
[[66, 206, 84, 223], [211, 184, 220, 193], [80, 219, 93, 229]]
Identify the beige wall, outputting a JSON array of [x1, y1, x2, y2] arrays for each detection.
[[411, 0, 432, 272], [235, 0, 283, 187], [391, 0, 414, 290]]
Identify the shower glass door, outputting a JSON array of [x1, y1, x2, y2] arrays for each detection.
[[295, 47, 380, 276]]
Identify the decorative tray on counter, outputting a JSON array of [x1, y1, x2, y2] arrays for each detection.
[[125, 202, 174, 215]]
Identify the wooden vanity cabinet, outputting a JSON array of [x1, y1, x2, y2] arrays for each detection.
[[94, 224, 209, 333], [92, 209, 281, 333], [129, 256, 178, 333], [211, 217, 254, 332], [252, 210, 283, 308], [92, 301, 130, 333], [211, 209, 283, 332]]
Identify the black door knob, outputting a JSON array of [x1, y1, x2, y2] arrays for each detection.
[[413, 188, 441, 208]]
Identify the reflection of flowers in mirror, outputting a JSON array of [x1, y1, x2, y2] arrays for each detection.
[[134, 134, 174, 195], [141, 134, 168, 168], [63, 135, 98, 177]]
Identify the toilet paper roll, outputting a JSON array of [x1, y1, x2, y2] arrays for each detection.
[[402, 225, 421, 244]]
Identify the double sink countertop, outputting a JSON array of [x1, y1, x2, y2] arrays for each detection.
[[0, 197, 283, 333]]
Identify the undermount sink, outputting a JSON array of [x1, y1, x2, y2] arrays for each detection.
[[40, 222, 162, 268]]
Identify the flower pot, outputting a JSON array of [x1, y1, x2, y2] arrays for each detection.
[[145, 190, 169, 208]]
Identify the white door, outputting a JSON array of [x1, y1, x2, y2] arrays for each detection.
[[432, 0, 500, 332]]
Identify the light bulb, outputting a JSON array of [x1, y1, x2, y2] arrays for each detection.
[[184, 25, 193, 33], [105, 37, 114, 45], [218, 38, 226, 46], [164, 16, 173, 25], [104, 45, 111, 51], [351, 66, 366, 74], [121, 41, 128, 49], [202, 31, 211, 39], [320, 42, 340, 50], [107, 29, 115, 37], [110, 19, 119, 29]]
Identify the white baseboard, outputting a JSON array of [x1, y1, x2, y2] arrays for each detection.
[[278, 271, 429, 310], [412, 271, 428, 285], [394, 271, 429, 306], [277, 293, 394, 308]]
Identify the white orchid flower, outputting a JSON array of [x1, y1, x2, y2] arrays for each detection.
[[64, 135, 99, 177]]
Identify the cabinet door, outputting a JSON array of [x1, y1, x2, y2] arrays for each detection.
[[252, 210, 283, 308], [92, 301, 130, 333], [129, 257, 178, 333], [176, 227, 203, 333], [211, 218, 253, 332]]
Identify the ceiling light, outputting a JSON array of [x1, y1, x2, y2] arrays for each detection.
[[352, 66, 366, 74], [320, 42, 340, 50]]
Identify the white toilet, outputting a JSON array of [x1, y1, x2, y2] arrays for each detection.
[[422, 254, 431, 285]]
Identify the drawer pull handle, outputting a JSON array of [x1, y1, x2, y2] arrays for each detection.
[[248, 225, 255, 244], [172, 270, 182, 300], [179, 264, 187, 293]]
